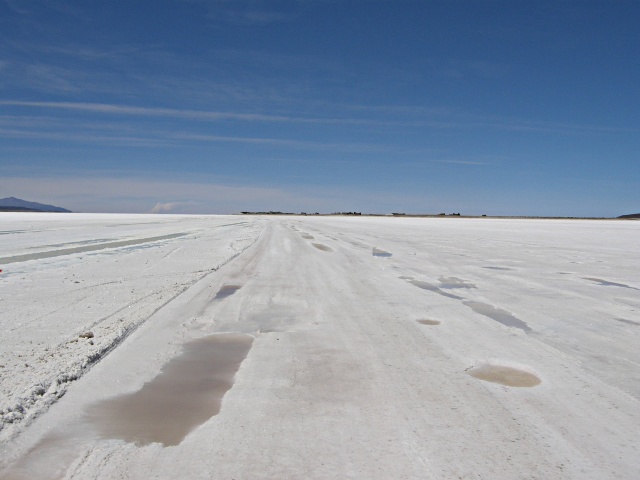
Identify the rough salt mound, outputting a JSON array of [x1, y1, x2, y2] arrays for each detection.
[[618, 213, 640, 219], [0, 197, 71, 213]]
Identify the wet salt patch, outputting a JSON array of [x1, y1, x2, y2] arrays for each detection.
[[372, 248, 392, 258], [408, 279, 464, 300], [0, 233, 187, 265], [467, 364, 541, 387], [583, 277, 639, 290], [214, 284, 242, 300], [301, 234, 314, 239], [417, 319, 441, 326], [312, 243, 332, 252], [438, 277, 475, 289], [482, 266, 513, 271], [464, 301, 531, 333], [86, 333, 253, 447], [0, 432, 81, 480]]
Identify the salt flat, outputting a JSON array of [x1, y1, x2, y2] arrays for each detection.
[[0, 213, 638, 479]]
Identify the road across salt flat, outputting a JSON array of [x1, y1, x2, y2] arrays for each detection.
[[1, 214, 639, 479]]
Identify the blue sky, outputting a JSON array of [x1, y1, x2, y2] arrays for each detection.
[[1, 0, 638, 216]]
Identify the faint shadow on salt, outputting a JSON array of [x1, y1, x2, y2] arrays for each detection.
[[482, 266, 513, 271], [214, 284, 242, 300], [301, 233, 314, 239], [616, 318, 640, 327], [583, 277, 639, 290], [464, 301, 532, 333], [86, 333, 253, 447]]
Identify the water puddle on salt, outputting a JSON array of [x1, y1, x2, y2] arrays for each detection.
[[301, 234, 314, 239], [372, 248, 392, 258], [86, 333, 253, 447], [464, 301, 531, 333], [409, 280, 464, 300], [417, 319, 441, 325], [438, 277, 475, 289], [583, 277, 639, 290], [312, 243, 332, 252], [467, 364, 540, 387], [214, 284, 242, 300]]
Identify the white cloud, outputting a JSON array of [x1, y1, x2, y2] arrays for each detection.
[[150, 201, 194, 214]]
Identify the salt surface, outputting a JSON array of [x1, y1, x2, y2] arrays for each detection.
[[1, 214, 638, 479]]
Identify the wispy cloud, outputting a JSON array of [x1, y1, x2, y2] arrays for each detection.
[[0, 174, 463, 215], [224, 10, 295, 25], [1, 100, 388, 127], [1, 101, 295, 122], [432, 159, 496, 166]]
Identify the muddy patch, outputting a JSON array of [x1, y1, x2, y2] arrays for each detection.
[[301, 233, 314, 240], [417, 319, 441, 326], [467, 364, 541, 387], [372, 248, 392, 258], [312, 243, 332, 252], [86, 333, 253, 447], [464, 301, 531, 333], [214, 284, 242, 300], [408, 279, 464, 300], [583, 277, 639, 290]]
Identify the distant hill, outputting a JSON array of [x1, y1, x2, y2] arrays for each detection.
[[618, 213, 640, 219], [0, 197, 71, 213]]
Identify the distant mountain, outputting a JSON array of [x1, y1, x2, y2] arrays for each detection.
[[618, 213, 640, 219], [0, 197, 71, 213]]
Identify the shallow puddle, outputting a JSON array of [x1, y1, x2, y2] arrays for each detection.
[[417, 319, 441, 325], [464, 301, 531, 333], [312, 243, 332, 252], [214, 284, 242, 300], [467, 364, 541, 387], [301, 234, 314, 240], [409, 280, 464, 300], [438, 277, 475, 289], [86, 333, 253, 447], [372, 248, 392, 258], [583, 277, 638, 290]]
